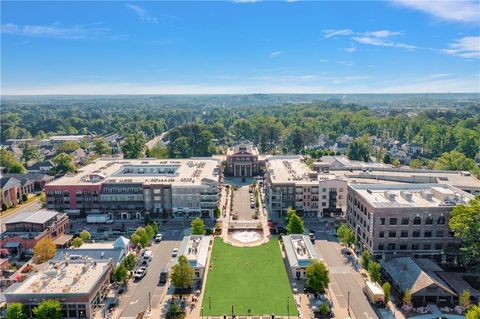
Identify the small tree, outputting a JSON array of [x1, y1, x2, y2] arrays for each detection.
[[33, 300, 62, 319], [131, 233, 142, 247], [122, 253, 137, 271], [191, 217, 206, 235], [306, 260, 330, 293], [214, 207, 221, 219], [133, 227, 150, 247], [360, 250, 372, 270], [319, 303, 329, 317], [34, 237, 57, 263], [368, 261, 381, 283], [337, 223, 356, 248], [170, 255, 194, 289], [6, 303, 27, 319], [39, 192, 46, 208], [285, 207, 296, 225], [71, 237, 83, 248], [287, 212, 304, 234], [113, 264, 129, 284], [383, 282, 391, 306], [466, 305, 480, 319], [403, 289, 412, 307], [2, 203, 7, 211], [21, 193, 28, 202], [459, 289, 472, 311], [79, 229, 91, 241], [145, 224, 155, 240]]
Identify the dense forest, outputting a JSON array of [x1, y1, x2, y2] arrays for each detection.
[[1, 95, 479, 174]]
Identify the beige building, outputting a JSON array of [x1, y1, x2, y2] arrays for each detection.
[[264, 156, 347, 218], [177, 235, 211, 280], [4, 256, 112, 318], [346, 183, 474, 262], [283, 234, 321, 279]]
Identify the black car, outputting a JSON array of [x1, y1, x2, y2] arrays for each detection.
[[159, 268, 169, 284]]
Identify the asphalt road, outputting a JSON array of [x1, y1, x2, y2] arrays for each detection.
[[308, 221, 379, 319], [119, 228, 183, 317], [0, 200, 42, 231], [233, 184, 256, 221]]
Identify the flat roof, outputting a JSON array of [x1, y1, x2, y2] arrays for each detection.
[[266, 156, 343, 186], [5, 257, 110, 296], [47, 158, 221, 187], [178, 235, 210, 268], [350, 183, 474, 208], [283, 234, 320, 268], [5, 210, 61, 225]]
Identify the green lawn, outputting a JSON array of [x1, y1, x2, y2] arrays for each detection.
[[201, 237, 297, 316]]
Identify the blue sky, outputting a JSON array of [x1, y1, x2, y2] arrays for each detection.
[[1, 1, 479, 94]]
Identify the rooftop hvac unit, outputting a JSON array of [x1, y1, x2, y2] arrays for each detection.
[[384, 191, 396, 201]]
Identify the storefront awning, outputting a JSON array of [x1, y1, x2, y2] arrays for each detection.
[[54, 234, 74, 246], [5, 242, 20, 248]]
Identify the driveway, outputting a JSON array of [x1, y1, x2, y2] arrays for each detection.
[[308, 221, 379, 319], [232, 184, 256, 221], [119, 228, 182, 317]]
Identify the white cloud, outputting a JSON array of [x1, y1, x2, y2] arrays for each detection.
[[393, 0, 480, 24], [352, 32, 416, 50], [363, 30, 402, 38], [125, 4, 158, 23], [0, 23, 109, 39], [345, 76, 372, 80], [429, 73, 451, 79], [319, 59, 328, 62], [442, 36, 480, 58], [322, 29, 353, 39], [344, 46, 357, 53], [233, 0, 262, 3], [270, 51, 282, 58]]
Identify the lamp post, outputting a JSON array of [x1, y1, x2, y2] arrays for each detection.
[[201, 306, 204, 319], [287, 296, 290, 319], [231, 304, 235, 318], [148, 291, 152, 312], [347, 291, 350, 316], [209, 296, 211, 310]]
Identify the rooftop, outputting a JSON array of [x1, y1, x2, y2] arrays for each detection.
[[5, 257, 111, 296], [227, 140, 259, 156], [350, 183, 474, 208], [178, 235, 210, 268], [47, 158, 221, 187], [283, 234, 320, 268], [5, 210, 63, 225], [266, 156, 344, 185]]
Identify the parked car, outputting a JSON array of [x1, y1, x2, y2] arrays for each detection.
[[159, 268, 169, 284], [143, 250, 153, 264], [134, 267, 147, 280], [172, 248, 179, 257], [154, 233, 163, 243], [309, 233, 315, 243]]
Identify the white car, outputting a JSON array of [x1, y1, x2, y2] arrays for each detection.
[[172, 248, 179, 257], [154, 233, 163, 243], [134, 267, 147, 280]]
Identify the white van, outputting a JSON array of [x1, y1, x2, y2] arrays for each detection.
[[143, 250, 153, 264]]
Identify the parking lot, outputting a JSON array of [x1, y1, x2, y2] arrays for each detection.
[[232, 184, 257, 221]]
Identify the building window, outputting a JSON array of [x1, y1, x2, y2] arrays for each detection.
[[424, 231, 432, 237], [389, 218, 397, 225], [435, 243, 443, 250], [425, 216, 433, 225], [436, 230, 444, 237], [401, 217, 409, 225], [437, 216, 445, 225], [413, 216, 421, 225], [400, 244, 407, 250], [389, 231, 396, 238], [424, 243, 431, 250], [401, 230, 408, 238], [379, 231, 384, 238], [378, 244, 384, 250], [380, 218, 385, 225], [387, 243, 395, 250], [413, 230, 420, 237], [412, 243, 419, 250]]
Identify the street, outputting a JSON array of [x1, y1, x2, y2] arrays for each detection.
[[118, 228, 182, 318], [306, 220, 379, 319]]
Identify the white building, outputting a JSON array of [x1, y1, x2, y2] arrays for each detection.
[[177, 235, 211, 280], [283, 234, 321, 279]]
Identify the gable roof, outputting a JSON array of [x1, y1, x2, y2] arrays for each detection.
[[0, 177, 21, 189], [382, 257, 456, 296]]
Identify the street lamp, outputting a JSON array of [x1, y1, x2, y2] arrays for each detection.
[[287, 296, 290, 319], [231, 304, 235, 318], [201, 306, 204, 319], [209, 296, 211, 310], [347, 290, 350, 316]]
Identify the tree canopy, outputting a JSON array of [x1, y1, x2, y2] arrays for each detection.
[[51, 153, 76, 175], [0, 149, 26, 173], [121, 131, 147, 159], [337, 223, 356, 248], [191, 217, 206, 235], [306, 260, 330, 293], [286, 211, 304, 234], [171, 255, 194, 289], [6, 303, 27, 319], [34, 237, 57, 263], [33, 300, 62, 319]]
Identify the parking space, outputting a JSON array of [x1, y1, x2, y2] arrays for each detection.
[[232, 184, 257, 221]]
